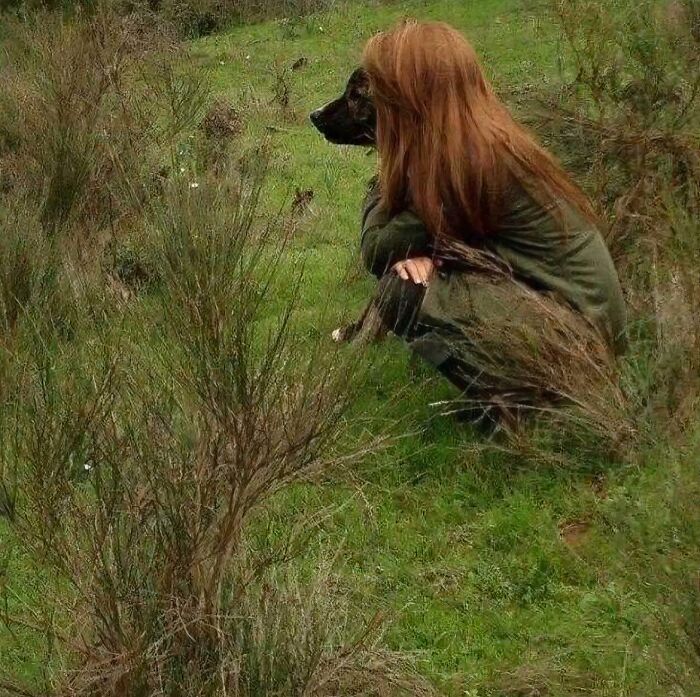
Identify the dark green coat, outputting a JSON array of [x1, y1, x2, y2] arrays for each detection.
[[360, 178, 627, 367]]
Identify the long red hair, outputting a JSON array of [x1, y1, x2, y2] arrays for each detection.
[[362, 20, 596, 240]]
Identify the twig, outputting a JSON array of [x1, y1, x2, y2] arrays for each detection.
[[0, 678, 39, 697]]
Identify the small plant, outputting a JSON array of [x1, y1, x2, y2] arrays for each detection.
[[196, 97, 243, 173], [271, 58, 294, 118]]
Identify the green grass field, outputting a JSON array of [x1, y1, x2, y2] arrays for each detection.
[[2, 1, 699, 694]]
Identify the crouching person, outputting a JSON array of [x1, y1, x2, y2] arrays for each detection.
[[360, 21, 627, 430]]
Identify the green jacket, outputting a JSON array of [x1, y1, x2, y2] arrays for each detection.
[[360, 178, 627, 354]]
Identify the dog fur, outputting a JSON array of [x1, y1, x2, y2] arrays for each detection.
[[310, 68, 385, 344]]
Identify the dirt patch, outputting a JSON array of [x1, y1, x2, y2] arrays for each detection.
[[558, 518, 592, 548]]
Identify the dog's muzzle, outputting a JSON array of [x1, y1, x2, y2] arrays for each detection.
[[309, 108, 324, 127]]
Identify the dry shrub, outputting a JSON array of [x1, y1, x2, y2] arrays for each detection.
[[196, 98, 243, 174], [200, 99, 243, 140], [0, 205, 51, 337], [157, 0, 335, 36], [539, 0, 700, 262], [227, 0, 334, 25], [0, 10, 190, 236], [0, 9, 214, 308], [529, 0, 700, 440], [484, 657, 594, 696], [0, 0, 335, 36], [0, 198, 111, 348], [152, 0, 223, 37], [433, 241, 634, 459], [0, 91, 434, 697], [271, 58, 296, 120], [225, 566, 436, 697]]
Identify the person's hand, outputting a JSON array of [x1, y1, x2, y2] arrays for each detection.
[[391, 257, 441, 286]]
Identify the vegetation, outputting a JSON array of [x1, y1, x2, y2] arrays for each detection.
[[0, 0, 339, 38], [0, 0, 699, 695]]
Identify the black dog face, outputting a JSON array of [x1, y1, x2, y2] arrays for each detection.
[[310, 68, 376, 147]]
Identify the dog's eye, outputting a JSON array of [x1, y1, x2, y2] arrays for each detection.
[[350, 86, 369, 101]]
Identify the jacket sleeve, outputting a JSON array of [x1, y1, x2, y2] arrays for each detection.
[[360, 178, 432, 278]]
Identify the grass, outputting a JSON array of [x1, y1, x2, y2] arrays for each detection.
[[1, 0, 699, 694]]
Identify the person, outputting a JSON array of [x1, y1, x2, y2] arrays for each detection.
[[359, 20, 626, 421]]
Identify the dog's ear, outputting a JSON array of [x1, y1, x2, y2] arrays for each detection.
[[345, 67, 371, 96]]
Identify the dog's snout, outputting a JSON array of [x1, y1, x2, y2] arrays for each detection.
[[309, 108, 323, 126]]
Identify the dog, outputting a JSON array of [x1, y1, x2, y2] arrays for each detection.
[[310, 68, 386, 344], [310, 67, 376, 147]]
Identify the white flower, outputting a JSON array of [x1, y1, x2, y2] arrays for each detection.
[[219, 60, 225, 65], [318, 25, 324, 32], [190, 182, 200, 189], [84, 463, 92, 471], [246, 54, 251, 60], [180, 166, 186, 173]]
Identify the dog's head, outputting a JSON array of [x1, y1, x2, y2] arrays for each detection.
[[310, 68, 376, 147]]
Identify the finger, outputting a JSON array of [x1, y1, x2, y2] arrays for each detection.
[[412, 260, 431, 285], [418, 259, 434, 282], [402, 260, 422, 285], [406, 260, 426, 286], [395, 263, 409, 281]]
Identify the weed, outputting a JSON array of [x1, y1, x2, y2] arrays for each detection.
[[271, 58, 295, 119]]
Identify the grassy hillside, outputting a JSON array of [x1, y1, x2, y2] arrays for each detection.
[[1, 1, 699, 695]]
